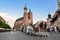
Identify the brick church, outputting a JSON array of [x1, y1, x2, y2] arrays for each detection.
[[13, 4, 33, 31]]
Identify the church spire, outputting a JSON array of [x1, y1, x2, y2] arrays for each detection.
[[24, 3, 28, 10]]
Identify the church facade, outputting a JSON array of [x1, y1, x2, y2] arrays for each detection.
[[13, 4, 33, 31]]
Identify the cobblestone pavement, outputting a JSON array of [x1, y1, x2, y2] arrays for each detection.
[[0, 31, 60, 40]]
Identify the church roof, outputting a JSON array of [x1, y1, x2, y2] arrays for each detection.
[[16, 17, 24, 22]]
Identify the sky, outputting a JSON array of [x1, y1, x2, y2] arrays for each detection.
[[0, 0, 58, 28]]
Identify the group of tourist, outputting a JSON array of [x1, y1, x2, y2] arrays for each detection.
[[47, 26, 60, 33]]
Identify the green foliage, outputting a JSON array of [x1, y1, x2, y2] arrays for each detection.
[[0, 20, 11, 29]]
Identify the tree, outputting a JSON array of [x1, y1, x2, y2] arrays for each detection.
[[0, 20, 11, 29]]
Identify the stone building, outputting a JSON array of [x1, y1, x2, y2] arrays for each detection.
[[13, 4, 33, 31], [47, 0, 60, 29]]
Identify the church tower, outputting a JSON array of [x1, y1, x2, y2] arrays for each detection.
[[28, 9, 33, 25], [23, 4, 28, 26]]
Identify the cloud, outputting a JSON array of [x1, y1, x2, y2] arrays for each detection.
[[0, 13, 16, 28]]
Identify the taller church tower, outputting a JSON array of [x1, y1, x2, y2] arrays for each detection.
[[23, 4, 28, 26], [28, 9, 33, 25]]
